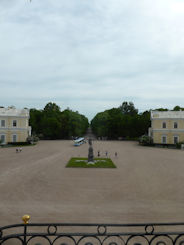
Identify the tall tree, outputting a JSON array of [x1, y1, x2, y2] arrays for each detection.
[[29, 109, 43, 135], [119, 102, 138, 116], [29, 103, 89, 139], [91, 102, 150, 139], [173, 106, 184, 111]]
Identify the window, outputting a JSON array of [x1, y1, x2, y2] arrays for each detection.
[[1, 120, 5, 127], [162, 122, 166, 128], [0, 134, 5, 143], [13, 120, 17, 127], [12, 134, 17, 142], [174, 122, 178, 128], [162, 135, 167, 144], [174, 136, 179, 144]]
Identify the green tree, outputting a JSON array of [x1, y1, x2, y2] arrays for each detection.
[[42, 117, 62, 139], [119, 101, 138, 116], [106, 108, 123, 139], [60, 109, 89, 138], [29, 109, 43, 135], [44, 102, 60, 113], [155, 108, 168, 111], [173, 106, 184, 111], [91, 102, 150, 139], [91, 111, 109, 137], [29, 103, 89, 140]]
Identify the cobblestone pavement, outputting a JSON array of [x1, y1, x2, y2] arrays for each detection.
[[0, 140, 184, 226]]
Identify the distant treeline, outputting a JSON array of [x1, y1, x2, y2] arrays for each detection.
[[91, 102, 184, 139], [30, 102, 89, 139], [30, 102, 184, 140]]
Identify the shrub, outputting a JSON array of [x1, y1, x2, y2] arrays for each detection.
[[27, 135, 39, 144], [176, 141, 184, 149], [139, 135, 153, 146]]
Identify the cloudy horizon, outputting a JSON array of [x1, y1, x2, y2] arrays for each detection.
[[1, 0, 184, 120]]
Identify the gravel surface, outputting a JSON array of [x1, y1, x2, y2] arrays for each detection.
[[0, 140, 184, 226]]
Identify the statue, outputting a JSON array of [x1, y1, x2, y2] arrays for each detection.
[[88, 138, 92, 146], [88, 138, 94, 163]]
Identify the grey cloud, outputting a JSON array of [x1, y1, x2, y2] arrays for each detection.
[[0, 0, 184, 120]]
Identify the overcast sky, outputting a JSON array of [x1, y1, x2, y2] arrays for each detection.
[[0, 0, 184, 120]]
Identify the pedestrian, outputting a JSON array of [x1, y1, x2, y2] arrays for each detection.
[[97, 150, 100, 157], [115, 152, 117, 157], [105, 151, 108, 157]]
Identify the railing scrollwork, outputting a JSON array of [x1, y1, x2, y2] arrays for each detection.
[[1, 215, 184, 245]]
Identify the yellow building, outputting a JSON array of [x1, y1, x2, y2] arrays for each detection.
[[0, 107, 31, 144], [149, 110, 184, 144]]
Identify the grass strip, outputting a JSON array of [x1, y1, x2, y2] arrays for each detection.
[[66, 157, 116, 168]]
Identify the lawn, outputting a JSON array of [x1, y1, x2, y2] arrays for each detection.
[[66, 157, 116, 168]]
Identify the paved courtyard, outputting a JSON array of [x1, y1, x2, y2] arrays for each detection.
[[0, 140, 184, 226]]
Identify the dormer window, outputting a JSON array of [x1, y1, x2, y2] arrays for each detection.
[[174, 122, 178, 128], [162, 122, 166, 128], [13, 120, 17, 127]]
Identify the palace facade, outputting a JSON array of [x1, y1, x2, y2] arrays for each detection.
[[0, 107, 31, 144], [149, 110, 184, 144]]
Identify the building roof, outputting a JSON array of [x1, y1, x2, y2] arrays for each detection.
[[0, 107, 29, 117], [151, 110, 184, 119]]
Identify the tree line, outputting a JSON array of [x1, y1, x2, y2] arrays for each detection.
[[91, 102, 150, 139], [30, 102, 89, 139], [29, 102, 184, 140], [91, 102, 184, 140]]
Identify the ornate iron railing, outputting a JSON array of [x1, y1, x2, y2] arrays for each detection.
[[1, 216, 184, 245]]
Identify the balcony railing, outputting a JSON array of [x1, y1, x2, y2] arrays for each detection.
[[1, 216, 184, 245]]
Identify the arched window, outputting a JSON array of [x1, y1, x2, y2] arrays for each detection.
[[162, 135, 167, 144], [174, 136, 179, 144], [0, 134, 5, 143], [162, 122, 166, 128], [174, 122, 178, 128], [12, 134, 17, 142]]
